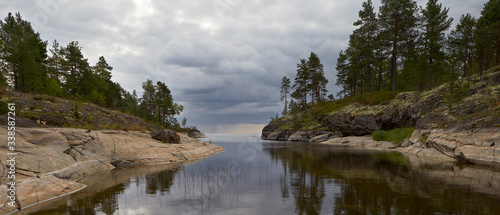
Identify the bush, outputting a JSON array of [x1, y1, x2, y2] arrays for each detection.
[[372, 130, 389, 141], [371, 127, 415, 146]]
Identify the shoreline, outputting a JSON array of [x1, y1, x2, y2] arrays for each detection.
[[0, 127, 224, 214], [263, 127, 500, 168]]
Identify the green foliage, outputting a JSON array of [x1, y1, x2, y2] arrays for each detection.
[[444, 80, 469, 115], [280, 76, 291, 115], [138, 80, 184, 128], [371, 127, 415, 146], [45, 78, 63, 97], [0, 96, 8, 114], [291, 52, 328, 108], [71, 99, 81, 119], [419, 133, 428, 145], [0, 12, 49, 93], [312, 91, 398, 116], [379, 0, 418, 91]]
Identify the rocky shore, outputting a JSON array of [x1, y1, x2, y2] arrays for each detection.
[[262, 67, 500, 167], [0, 127, 223, 214]]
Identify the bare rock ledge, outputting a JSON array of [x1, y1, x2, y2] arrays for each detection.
[[0, 127, 223, 214]]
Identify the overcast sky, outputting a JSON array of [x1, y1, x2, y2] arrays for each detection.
[[1, 0, 487, 133]]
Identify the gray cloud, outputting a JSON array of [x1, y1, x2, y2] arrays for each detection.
[[0, 0, 488, 133]]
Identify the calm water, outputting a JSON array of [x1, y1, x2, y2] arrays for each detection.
[[27, 134, 500, 215]]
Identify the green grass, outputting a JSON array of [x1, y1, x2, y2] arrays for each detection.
[[313, 91, 399, 116], [371, 127, 415, 146]]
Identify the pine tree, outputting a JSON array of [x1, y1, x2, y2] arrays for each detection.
[[292, 58, 309, 108], [307, 52, 328, 102], [378, 0, 418, 91], [155, 81, 173, 126], [61, 41, 90, 95], [449, 13, 476, 82], [476, 0, 500, 68], [280, 76, 291, 115], [0, 12, 48, 92], [141, 79, 156, 121], [420, 0, 453, 89], [335, 50, 352, 97], [353, 0, 377, 93]]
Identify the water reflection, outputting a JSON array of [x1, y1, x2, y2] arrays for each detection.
[[264, 142, 500, 215], [26, 135, 500, 215]]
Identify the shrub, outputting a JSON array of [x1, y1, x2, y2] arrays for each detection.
[[372, 130, 388, 141]]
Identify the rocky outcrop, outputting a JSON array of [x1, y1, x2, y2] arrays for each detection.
[[309, 131, 342, 142], [410, 128, 500, 166], [266, 131, 293, 141], [322, 136, 395, 150], [261, 121, 280, 140], [287, 131, 315, 142], [262, 67, 500, 140], [151, 129, 181, 143], [261, 67, 500, 167], [188, 131, 207, 138], [0, 127, 223, 214]]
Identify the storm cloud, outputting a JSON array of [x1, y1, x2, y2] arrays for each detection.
[[0, 0, 487, 133]]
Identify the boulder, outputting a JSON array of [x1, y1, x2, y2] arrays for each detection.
[[261, 123, 278, 139], [150, 129, 181, 143], [288, 131, 315, 142], [309, 131, 342, 142], [266, 131, 292, 141], [188, 131, 207, 138]]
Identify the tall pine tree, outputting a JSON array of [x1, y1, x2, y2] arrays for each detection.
[[280, 76, 291, 115], [353, 0, 377, 93], [378, 0, 418, 91], [420, 0, 453, 89]]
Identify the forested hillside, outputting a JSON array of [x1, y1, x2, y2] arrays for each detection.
[[0, 12, 186, 129], [268, 0, 500, 140], [278, 0, 500, 118]]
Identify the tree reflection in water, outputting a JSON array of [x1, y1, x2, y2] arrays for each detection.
[[264, 142, 500, 215], [32, 167, 179, 215]]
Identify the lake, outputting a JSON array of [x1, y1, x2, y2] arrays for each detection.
[[28, 134, 500, 215]]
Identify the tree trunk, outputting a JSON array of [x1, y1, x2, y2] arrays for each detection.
[[391, 45, 397, 92], [378, 59, 383, 91], [391, 15, 399, 92], [428, 58, 433, 90], [367, 65, 371, 93]]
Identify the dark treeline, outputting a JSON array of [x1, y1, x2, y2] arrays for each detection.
[[336, 0, 500, 97], [0, 12, 184, 129]]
